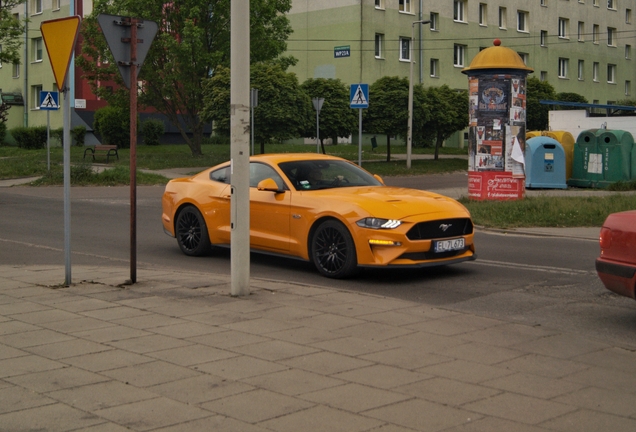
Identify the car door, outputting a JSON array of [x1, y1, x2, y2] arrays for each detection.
[[249, 162, 291, 252]]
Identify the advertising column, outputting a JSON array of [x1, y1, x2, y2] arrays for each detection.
[[462, 40, 533, 200]]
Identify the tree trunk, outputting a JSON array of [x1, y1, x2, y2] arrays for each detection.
[[434, 131, 442, 161], [320, 138, 326, 154], [386, 135, 391, 162]]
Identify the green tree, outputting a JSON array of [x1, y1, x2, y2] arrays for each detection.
[[421, 85, 468, 160], [300, 78, 357, 154], [526, 77, 556, 131], [0, 0, 24, 65], [78, 0, 294, 157], [555, 92, 588, 109], [202, 64, 311, 152], [364, 77, 406, 161]]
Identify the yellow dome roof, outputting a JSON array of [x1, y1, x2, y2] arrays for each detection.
[[462, 39, 534, 73]]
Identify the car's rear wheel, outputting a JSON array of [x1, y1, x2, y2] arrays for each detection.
[[176, 206, 211, 256], [311, 220, 358, 278]]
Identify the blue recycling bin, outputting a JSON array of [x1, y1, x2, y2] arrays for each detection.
[[525, 137, 567, 189]]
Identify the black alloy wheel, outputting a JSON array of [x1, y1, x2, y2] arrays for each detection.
[[311, 220, 358, 278], [176, 206, 211, 256]]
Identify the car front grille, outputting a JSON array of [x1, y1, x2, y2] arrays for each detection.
[[406, 218, 473, 241]]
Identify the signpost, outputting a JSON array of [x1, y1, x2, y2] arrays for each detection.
[[39, 91, 59, 172], [98, 14, 158, 284], [350, 84, 369, 166], [312, 98, 324, 153], [41, 16, 81, 286]]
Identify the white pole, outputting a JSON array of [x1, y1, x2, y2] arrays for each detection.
[[230, 0, 251, 296], [358, 109, 362, 166], [47, 110, 50, 171], [63, 86, 71, 285]]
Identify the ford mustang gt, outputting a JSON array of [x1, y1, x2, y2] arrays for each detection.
[[162, 154, 476, 278]]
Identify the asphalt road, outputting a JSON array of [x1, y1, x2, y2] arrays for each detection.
[[1, 182, 634, 351]]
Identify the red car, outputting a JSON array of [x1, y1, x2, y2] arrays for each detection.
[[596, 210, 636, 300]]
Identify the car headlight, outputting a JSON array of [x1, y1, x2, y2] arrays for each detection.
[[356, 218, 401, 229]]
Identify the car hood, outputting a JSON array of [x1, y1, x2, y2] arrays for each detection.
[[303, 186, 469, 219]]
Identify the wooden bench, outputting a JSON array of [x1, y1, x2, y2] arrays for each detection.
[[83, 145, 119, 163]]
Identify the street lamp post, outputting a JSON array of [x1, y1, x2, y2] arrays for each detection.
[[407, 19, 430, 169]]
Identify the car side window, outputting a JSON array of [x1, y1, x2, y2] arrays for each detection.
[[210, 166, 231, 184], [249, 163, 285, 189]]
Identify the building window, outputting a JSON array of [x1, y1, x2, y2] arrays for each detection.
[[375, 0, 384, 9], [558, 18, 569, 38], [375, 34, 383, 58], [626, 81, 631, 95], [479, 4, 487, 26], [540, 71, 548, 81], [399, 0, 411, 13], [454, 44, 466, 67], [430, 12, 439, 30], [607, 64, 616, 83], [12, 63, 19, 78], [578, 60, 584, 80], [454, 0, 466, 22], [607, 27, 616, 46], [430, 58, 439, 77], [593, 0, 599, 6], [593, 62, 599, 81], [593, 24, 599, 44], [626, 45, 632, 59], [541, 0, 547, 6], [499, 7, 507, 29], [52, 0, 60, 10], [517, 11, 528, 32], [399, 37, 411, 61], [627, 9, 633, 24], [518, 52, 529, 65], [32, 38, 43, 62], [558, 58, 569, 78], [31, 85, 42, 109], [607, 0, 616, 10], [31, 0, 42, 14], [578, 22, 585, 41], [540, 30, 548, 46]]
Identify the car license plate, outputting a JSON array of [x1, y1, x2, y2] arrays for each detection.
[[434, 238, 465, 253]]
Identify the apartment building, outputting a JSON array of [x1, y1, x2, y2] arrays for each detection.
[[287, 0, 636, 106]]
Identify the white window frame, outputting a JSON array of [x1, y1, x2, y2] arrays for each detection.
[[399, 37, 411, 61], [626, 44, 632, 59], [399, 0, 411, 13], [31, 0, 42, 15], [454, 0, 466, 23], [626, 80, 631, 95], [607, 64, 616, 83], [540, 30, 548, 47], [12, 63, 19, 78], [627, 9, 633, 24], [607, 27, 616, 46], [593, 62, 599, 81], [479, 4, 487, 26], [375, 0, 384, 9], [375, 33, 383, 58], [578, 22, 585, 41], [541, 0, 547, 6], [430, 12, 439, 31], [558, 58, 569, 78], [499, 7, 507, 29], [32, 84, 42, 109], [430, 58, 439, 77], [517, 11, 528, 32], [540, 71, 548, 81], [593, 24, 599, 44], [518, 52, 529, 65], [32, 38, 43, 62], [558, 18, 569, 39], [578, 60, 584, 80], [607, 0, 616, 10], [454, 44, 466, 67], [52, 0, 60, 10]]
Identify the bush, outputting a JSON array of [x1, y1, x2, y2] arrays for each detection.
[[71, 125, 87, 147], [93, 106, 130, 148], [10, 126, 48, 149], [142, 119, 165, 146], [0, 122, 6, 145], [51, 128, 64, 146]]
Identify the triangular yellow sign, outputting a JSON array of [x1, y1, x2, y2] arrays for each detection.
[[40, 16, 81, 90]]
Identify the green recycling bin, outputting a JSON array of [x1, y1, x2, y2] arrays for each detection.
[[597, 130, 634, 187], [568, 129, 604, 188]]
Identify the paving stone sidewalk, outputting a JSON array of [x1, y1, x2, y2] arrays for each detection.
[[2, 265, 636, 431]]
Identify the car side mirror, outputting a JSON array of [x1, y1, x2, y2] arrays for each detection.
[[257, 178, 283, 193], [374, 174, 385, 185]]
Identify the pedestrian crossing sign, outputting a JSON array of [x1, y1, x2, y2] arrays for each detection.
[[39, 91, 59, 110], [350, 84, 369, 109]]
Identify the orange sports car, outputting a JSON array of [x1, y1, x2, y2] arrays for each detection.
[[162, 154, 476, 278]]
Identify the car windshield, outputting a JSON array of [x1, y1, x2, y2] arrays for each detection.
[[278, 160, 382, 191]]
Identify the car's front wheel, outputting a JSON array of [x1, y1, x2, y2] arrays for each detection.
[[176, 205, 211, 256], [311, 220, 358, 278]]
